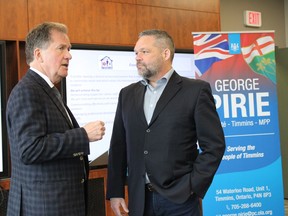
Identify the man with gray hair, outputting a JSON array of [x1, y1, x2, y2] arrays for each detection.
[[6, 22, 105, 216]]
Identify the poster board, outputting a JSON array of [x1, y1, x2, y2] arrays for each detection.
[[64, 46, 195, 164], [192, 31, 284, 215]]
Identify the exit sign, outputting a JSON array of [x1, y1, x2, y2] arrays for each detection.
[[244, 10, 262, 27]]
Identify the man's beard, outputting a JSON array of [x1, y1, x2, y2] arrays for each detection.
[[137, 63, 158, 79]]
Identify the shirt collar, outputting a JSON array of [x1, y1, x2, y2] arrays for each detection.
[[141, 68, 174, 86], [30, 67, 54, 88]]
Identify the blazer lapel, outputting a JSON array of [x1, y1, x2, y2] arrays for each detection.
[[28, 70, 74, 128], [50, 88, 74, 128], [134, 82, 148, 126], [66, 105, 80, 128], [149, 72, 182, 126]]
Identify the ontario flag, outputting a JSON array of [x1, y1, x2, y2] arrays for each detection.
[[193, 33, 233, 77], [241, 33, 276, 83]]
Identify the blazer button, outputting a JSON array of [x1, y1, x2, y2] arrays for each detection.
[[81, 179, 85, 183], [146, 129, 150, 133], [144, 150, 148, 154], [80, 156, 83, 160]]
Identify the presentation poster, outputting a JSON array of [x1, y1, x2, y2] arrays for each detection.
[[192, 31, 284, 215], [66, 49, 194, 162]]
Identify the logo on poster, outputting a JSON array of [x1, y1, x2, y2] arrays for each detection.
[[230, 43, 240, 53], [100, 56, 113, 69]]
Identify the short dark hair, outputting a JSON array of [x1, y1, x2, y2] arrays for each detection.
[[139, 29, 175, 61], [25, 22, 68, 65]]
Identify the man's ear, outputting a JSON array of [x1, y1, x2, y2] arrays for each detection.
[[34, 48, 43, 63], [162, 48, 171, 61]]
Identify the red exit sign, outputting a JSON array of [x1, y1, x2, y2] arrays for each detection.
[[244, 10, 262, 27]]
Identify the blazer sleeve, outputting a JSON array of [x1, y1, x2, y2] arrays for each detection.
[[106, 89, 128, 199], [6, 80, 90, 165], [190, 81, 226, 198]]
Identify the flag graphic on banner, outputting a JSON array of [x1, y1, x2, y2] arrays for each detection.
[[241, 35, 276, 83], [193, 33, 233, 76]]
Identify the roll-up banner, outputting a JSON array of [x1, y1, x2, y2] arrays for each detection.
[[192, 31, 284, 215]]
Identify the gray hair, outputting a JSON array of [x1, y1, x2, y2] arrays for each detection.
[[139, 29, 175, 61], [25, 22, 68, 64]]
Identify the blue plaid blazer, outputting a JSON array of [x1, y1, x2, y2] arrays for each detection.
[[6, 70, 90, 216]]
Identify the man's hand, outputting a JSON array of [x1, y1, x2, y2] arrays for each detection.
[[83, 121, 105, 142], [110, 198, 129, 216]]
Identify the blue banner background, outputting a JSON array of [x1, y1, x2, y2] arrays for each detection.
[[193, 31, 284, 216]]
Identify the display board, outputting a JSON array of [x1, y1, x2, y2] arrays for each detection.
[[63, 46, 195, 164], [193, 31, 284, 216]]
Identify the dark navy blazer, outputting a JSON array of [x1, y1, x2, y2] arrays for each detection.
[[107, 71, 226, 216]]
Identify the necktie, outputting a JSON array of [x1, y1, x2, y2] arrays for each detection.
[[51, 86, 72, 125], [52, 86, 65, 106]]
